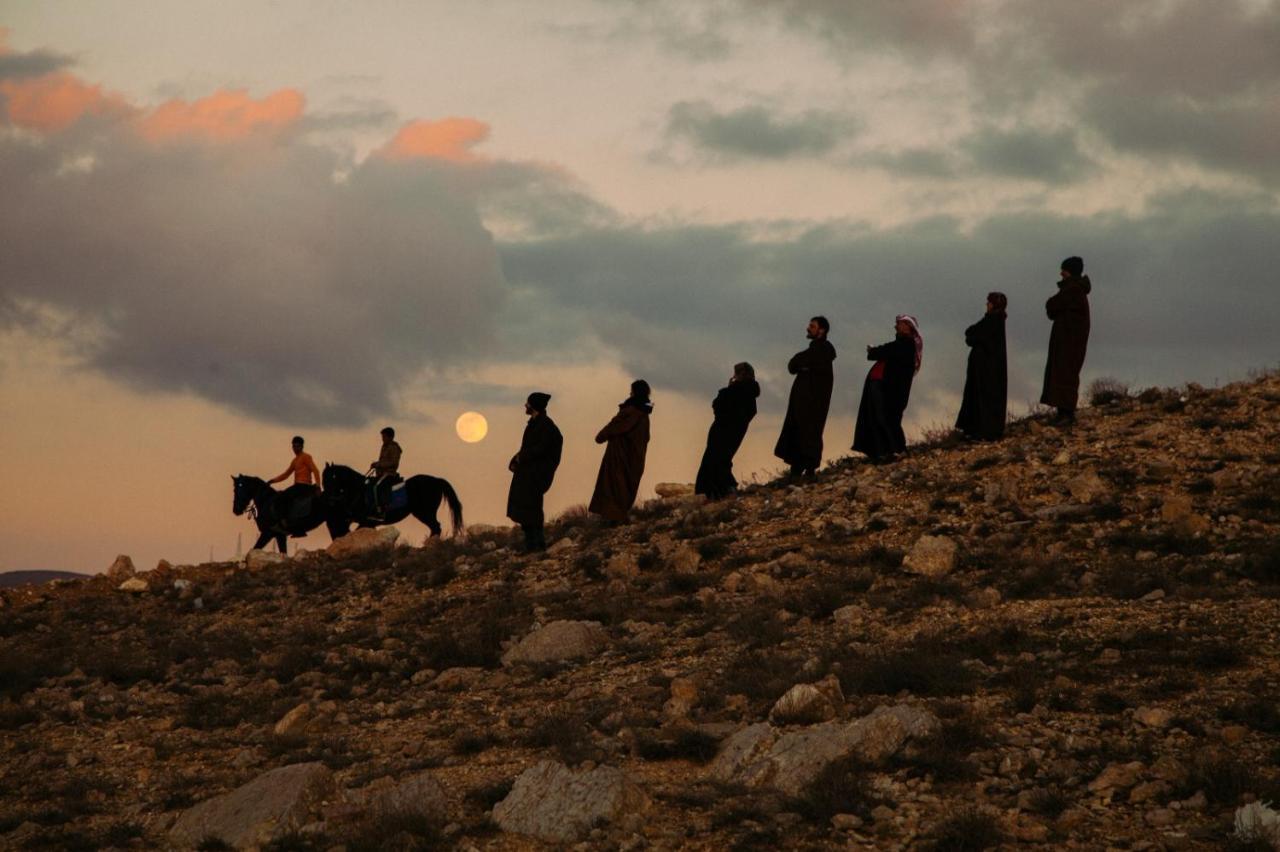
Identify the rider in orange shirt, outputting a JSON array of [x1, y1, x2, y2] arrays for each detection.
[[268, 436, 322, 533]]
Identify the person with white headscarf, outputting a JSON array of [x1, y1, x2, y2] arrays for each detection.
[[853, 314, 921, 462]]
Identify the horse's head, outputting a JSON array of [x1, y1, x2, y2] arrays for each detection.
[[231, 474, 262, 516], [322, 463, 357, 499]]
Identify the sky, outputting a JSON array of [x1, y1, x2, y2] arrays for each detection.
[[2, 0, 1279, 573]]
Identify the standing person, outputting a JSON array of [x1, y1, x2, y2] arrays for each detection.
[[955, 293, 1008, 441], [266, 435, 322, 533], [367, 426, 402, 518], [589, 380, 652, 523], [507, 392, 563, 552], [853, 315, 921, 462], [1041, 256, 1091, 424], [774, 316, 836, 477], [695, 362, 760, 500]]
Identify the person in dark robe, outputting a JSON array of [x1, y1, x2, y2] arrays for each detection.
[[955, 292, 1008, 441], [589, 380, 652, 523], [695, 362, 760, 500], [853, 314, 922, 462], [774, 316, 836, 477], [1041, 256, 1092, 424], [506, 392, 563, 552]]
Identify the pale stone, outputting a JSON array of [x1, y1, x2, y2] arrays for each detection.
[[902, 535, 958, 577], [492, 761, 649, 843], [501, 620, 608, 667], [118, 577, 149, 594], [663, 677, 699, 720], [654, 482, 695, 498], [274, 703, 311, 737], [1134, 707, 1174, 729], [170, 763, 334, 848], [769, 683, 837, 726], [326, 526, 399, 558], [1065, 471, 1108, 503], [1088, 761, 1144, 793], [245, 549, 287, 570]]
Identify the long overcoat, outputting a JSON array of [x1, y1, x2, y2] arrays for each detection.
[[1041, 275, 1091, 409], [773, 338, 836, 470], [852, 334, 916, 459], [506, 414, 563, 527], [589, 400, 651, 521], [955, 312, 1007, 440], [695, 379, 760, 499]]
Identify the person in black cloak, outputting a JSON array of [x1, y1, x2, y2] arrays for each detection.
[[589, 380, 652, 523], [1041, 256, 1092, 425], [852, 314, 922, 462], [695, 362, 760, 500], [955, 292, 1008, 441], [507, 392, 563, 552], [774, 316, 836, 477]]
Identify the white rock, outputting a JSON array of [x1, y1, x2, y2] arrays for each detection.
[[118, 577, 149, 594], [326, 526, 399, 558], [654, 482, 695, 498], [245, 549, 288, 570]]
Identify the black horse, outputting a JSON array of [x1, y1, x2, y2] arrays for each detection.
[[322, 463, 463, 538], [231, 475, 336, 553]]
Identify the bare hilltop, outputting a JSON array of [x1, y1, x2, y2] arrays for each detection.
[[3, 373, 1280, 850]]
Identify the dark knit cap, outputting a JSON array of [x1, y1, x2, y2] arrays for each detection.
[[1060, 256, 1084, 277], [526, 392, 551, 412]]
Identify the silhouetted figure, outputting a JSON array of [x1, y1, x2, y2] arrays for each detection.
[[589, 380, 652, 523], [956, 293, 1008, 441], [1041, 256, 1091, 424], [507, 392, 563, 552], [695, 362, 760, 500], [266, 435, 323, 535], [774, 316, 836, 477], [853, 315, 921, 462], [366, 426, 402, 518]]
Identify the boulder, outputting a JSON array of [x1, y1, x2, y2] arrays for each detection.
[[106, 554, 136, 581], [654, 482, 695, 498], [768, 676, 844, 726], [118, 577, 150, 594], [169, 762, 334, 849], [1065, 471, 1108, 503], [711, 704, 939, 797], [273, 703, 311, 737], [492, 760, 649, 843], [902, 535, 958, 577], [366, 770, 448, 821], [245, 549, 287, 570], [501, 620, 608, 667], [326, 527, 399, 558]]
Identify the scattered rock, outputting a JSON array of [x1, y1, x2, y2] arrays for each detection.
[[118, 577, 149, 594], [1088, 761, 1144, 793], [1134, 706, 1174, 728], [106, 554, 136, 581], [654, 482, 695, 498], [1066, 471, 1108, 503], [169, 762, 334, 849], [492, 760, 649, 843], [768, 676, 844, 726], [326, 527, 399, 558], [501, 620, 608, 667], [902, 535, 958, 577], [273, 703, 311, 737], [365, 770, 448, 821], [663, 677, 699, 721], [245, 549, 287, 570], [606, 551, 640, 580], [669, 545, 702, 575]]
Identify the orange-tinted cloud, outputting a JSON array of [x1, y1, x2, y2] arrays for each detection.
[[137, 88, 305, 143], [0, 73, 132, 132], [379, 117, 490, 162]]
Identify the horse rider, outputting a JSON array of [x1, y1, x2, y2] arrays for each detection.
[[267, 435, 322, 534], [367, 426, 402, 518]]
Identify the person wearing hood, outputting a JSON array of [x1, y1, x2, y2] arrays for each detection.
[[774, 316, 836, 477], [853, 314, 922, 462], [1041, 256, 1092, 424], [955, 293, 1008, 441], [507, 392, 563, 552], [695, 362, 760, 500], [589, 380, 652, 523]]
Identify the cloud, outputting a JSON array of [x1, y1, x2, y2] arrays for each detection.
[[137, 89, 305, 143], [0, 71, 133, 132], [962, 126, 1095, 184], [378, 117, 491, 163], [664, 100, 855, 161], [0, 44, 74, 81]]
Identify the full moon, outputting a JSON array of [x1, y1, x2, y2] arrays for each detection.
[[455, 411, 488, 443]]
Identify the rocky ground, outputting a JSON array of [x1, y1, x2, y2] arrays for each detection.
[[4, 374, 1280, 850]]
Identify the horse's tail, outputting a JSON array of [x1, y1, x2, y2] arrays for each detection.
[[439, 478, 464, 537]]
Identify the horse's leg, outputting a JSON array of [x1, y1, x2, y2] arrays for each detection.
[[409, 483, 443, 537], [253, 530, 273, 550], [276, 534, 287, 554]]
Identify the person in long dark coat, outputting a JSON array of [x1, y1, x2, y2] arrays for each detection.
[[507, 392, 563, 552], [589, 380, 652, 523], [853, 315, 921, 462], [774, 316, 836, 477], [955, 293, 1008, 441], [695, 362, 760, 500], [1041, 256, 1092, 424]]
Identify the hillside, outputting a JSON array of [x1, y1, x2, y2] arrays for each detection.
[[3, 374, 1280, 850]]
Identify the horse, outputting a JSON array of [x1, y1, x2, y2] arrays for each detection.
[[322, 463, 463, 539], [231, 474, 337, 553]]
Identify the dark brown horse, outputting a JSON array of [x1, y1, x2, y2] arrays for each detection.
[[231, 474, 336, 552], [322, 464, 463, 538]]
